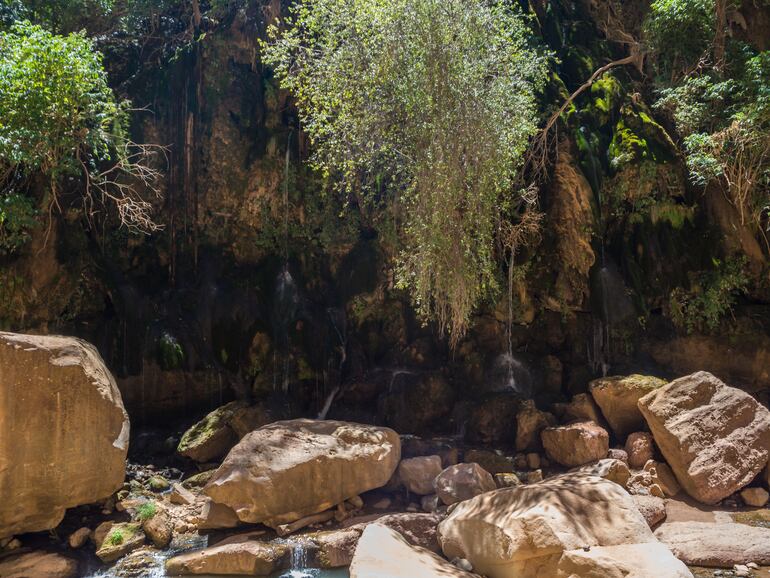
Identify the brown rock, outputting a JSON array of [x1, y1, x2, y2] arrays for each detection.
[[350, 524, 475, 578], [644, 460, 681, 497], [346, 512, 443, 552], [204, 419, 400, 528], [165, 541, 289, 576], [398, 456, 443, 495], [92, 521, 114, 549], [555, 543, 693, 578], [463, 449, 514, 474], [198, 499, 241, 530], [515, 400, 556, 451], [553, 392, 603, 425], [632, 495, 667, 528], [0, 551, 78, 578], [95, 523, 145, 563], [607, 448, 629, 463], [494, 473, 523, 488], [655, 521, 770, 566], [625, 431, 655, 469], [574, 458, 630, 487], [309, 528, 361, 567], [638, 371, 770, 504], [176, 401, 243, 463], [741, 487, 769, 507], [434, 463, 496, 506], [142, 508, 172, 548], [627, 470, 665, 498], [541, 421, 609, 467], [169, 483, 197, 505], [0, 333, 129, 537], [68, 527, 91, 549], [438, 473, 690, 578], [590, 374, 666, 439]]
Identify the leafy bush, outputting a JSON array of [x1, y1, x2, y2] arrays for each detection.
[[669, 258, 748, 333], [261, 0, 549, 345], [0, 192, 36, 254]]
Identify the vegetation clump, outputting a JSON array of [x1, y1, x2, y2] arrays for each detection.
[[261, 0, 549, 346]]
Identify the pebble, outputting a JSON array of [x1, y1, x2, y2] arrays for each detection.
[[747, 562, 759, 569], [372, 498, 391, 510], [451, 558, 473, 572], [734, 564, 751, 577]]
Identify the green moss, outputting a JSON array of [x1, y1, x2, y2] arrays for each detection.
[[732, 509, 770, 529], [137, 501, 157, 521], [588, 74, 623, 126], [159, 332, 184, 371], [177, 401, 242, 453]]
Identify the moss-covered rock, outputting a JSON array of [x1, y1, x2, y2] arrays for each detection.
[[96, 523, 145, 563], [589, 374, 667, 440]]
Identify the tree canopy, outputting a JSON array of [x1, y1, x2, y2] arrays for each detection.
[[262, 0, 549, 345]]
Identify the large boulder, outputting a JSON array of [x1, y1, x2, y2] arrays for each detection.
[[350, 524, 475, 578], [166, 541, 289, 576], [590, 375, 666, 439], [398, 456, 443, 495], [0, 333, 129, 538], [434, 463, 496, 506], [638, 371, 770, 504], [0, 551, 78, 578], [438, 473, 691, 578], [204, 419, 400, 528], [655, 521, 770, 567], [541, 421, 609, 467], [177, 401, 270, 463]]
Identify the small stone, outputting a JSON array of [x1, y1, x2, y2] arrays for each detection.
[[741, 487, 769, 508], [147, 475, 170, 492], [526, 453, 541, 470], [625, 432, 655, 469], [526, 469, 543, 484], [607, 448, 629, 464], [451, 557, 473, 572], [421, 494, 440, 512], [68, 527, 91, 549], [494, 473, 522, 488], [406, 503, 419, 512], [734, 564, 750, 577], [6, 538, 21, 551], [747, 562, 759, 569], [372, 498, 392, 510], [169, 483, 196, 506], [513, 453, 528, 469], [347, 495, 364, 509]]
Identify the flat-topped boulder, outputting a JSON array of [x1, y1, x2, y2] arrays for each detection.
[[166, 541, 290, 576], [655, 521, 770, 567], [541, 421, 609, 467], [638, 371, 770, 504], [204, 419, 400, 528], [438, 472, 692, 578], [590, 374, 666, 439], [0, 332, 129, 538]]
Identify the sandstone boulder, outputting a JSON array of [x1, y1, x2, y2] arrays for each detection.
[[644, 460, 681, 497], [0, 551, 78, 578], [515, 400, 556, 451], [0, 333, 129, 538], [96, 523, 145, 563], [632, 495, 667, 528], [350, 524, 475, 578], [177, 401, 270, 463], [434, 463, 496, 506], [541, 421, 609, 467], [166, 541, 289, 576], [741, 487, 769, 507], [590, 374, 665, 439], [438, 473, 690, 578], [204, 419, 400, 527], [655, 521, 770, 566], [626, 431, 655, 469], [574, 458, 630, 487], [398, 456, 443, 495], [638, 371, 770, 504]]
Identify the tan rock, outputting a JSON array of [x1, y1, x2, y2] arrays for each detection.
[[556, 542, 693, 578], [655, 521, 770, 566], [525, 453, 540, 470], [346, 512, 443, 552], [638, 371, 770, 504], [68, 527, 91, 549], [350, 524, 475, 578], [204, 419, 400, 528], [644, 460, 681, 497], [310, 528, 362, 567], [0, 333, 129, 537], [515, 400, 556, 451], [553, 392, 603, 425], [625, 431, 655, 469], [574, 458, 630, 487], [92, 521, 114, 549], [590, 374, 666, 439], [438, 473, 688, 578], [541, 421, 609, 467], [96, 523, 145, 563], [526, 469, 543, 483], [165, 541, 289, 576], [608, 448, 629, 463], [142, 508, 172, 548], [0, 551, 78, 578], [434, 462, 496, 506], [169, 483, 197, 505], [632, 495, 667, 528], [198, 499, 242, 530], [741, 487, 769, 507], [177, 401, 244, 463], [627, 470, 665, 498], [398, 456, 443, 495], [494, 473, 523, 488]]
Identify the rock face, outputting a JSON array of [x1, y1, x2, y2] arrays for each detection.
[[655, 521, 770, 566], [0, 551, 78, 578], [434, 462, 496, 506], [166, 541, 289, 576], [177, 401, 269, 463], [638, 371, 770, 504], [398, 456, 443, 495], [0, 333, 129, 538], [204, 419, 400, 527], [438, 473, 691, 578], [590, 374, 666, 439], [350, 524, 475, 578], [541, 421, 609, 467]]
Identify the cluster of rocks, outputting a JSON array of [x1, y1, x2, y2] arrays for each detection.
[[1, 331, 770, 578]]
